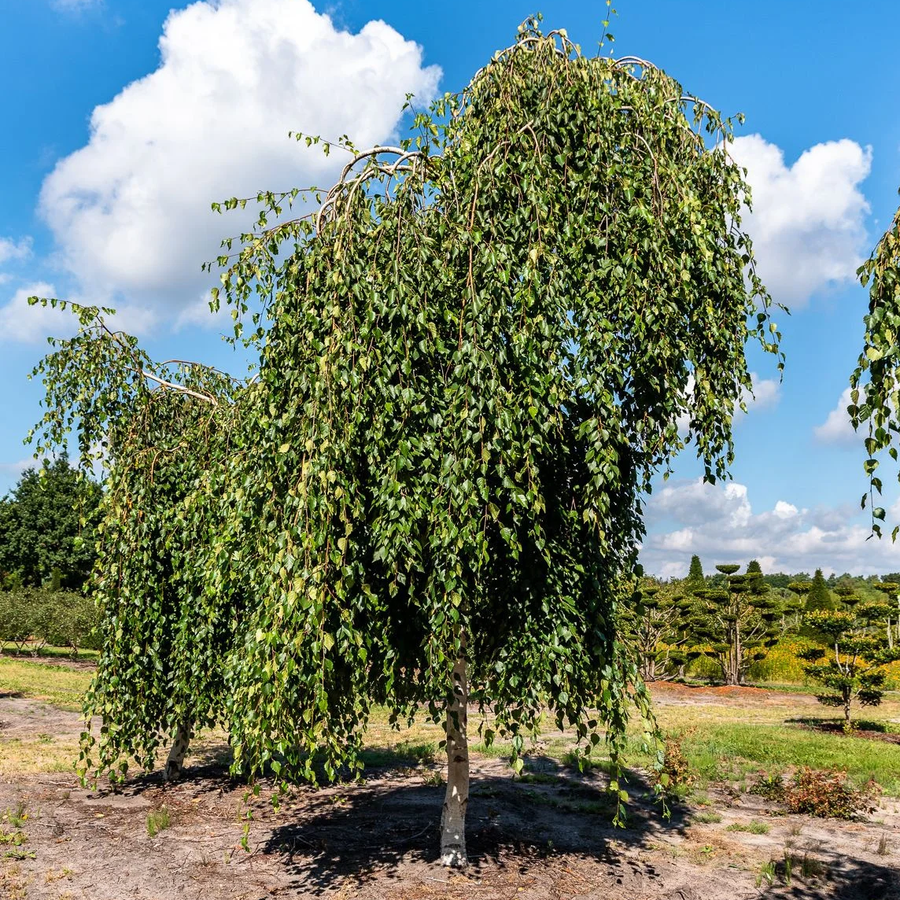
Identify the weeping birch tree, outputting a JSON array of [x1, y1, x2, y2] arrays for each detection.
[[29, 21, 782, 868]]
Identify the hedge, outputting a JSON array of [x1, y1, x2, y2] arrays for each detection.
[[0, 588, 100, 656]]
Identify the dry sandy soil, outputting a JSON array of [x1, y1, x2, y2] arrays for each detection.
[[1, 688, 898, 900]]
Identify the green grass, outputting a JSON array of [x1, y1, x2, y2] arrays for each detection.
[[146, 807, 171, 837], [0, 657, 92, 711], [674, 722, 900, 795], [359, 739, 437, 768], [0, 643, 99, 663], [692, 811, 722, 824], [726, 821, 770, 834]]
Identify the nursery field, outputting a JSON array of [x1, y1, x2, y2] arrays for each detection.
[[1, 654, 899, 900]]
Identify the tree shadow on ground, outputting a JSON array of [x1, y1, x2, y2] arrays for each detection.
[[262, 758, 689, 896], [761, 850, 899, 900]]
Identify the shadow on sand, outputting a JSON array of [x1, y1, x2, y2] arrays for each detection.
[[260, 758, 689, 896], [86, 747, 899, 899]]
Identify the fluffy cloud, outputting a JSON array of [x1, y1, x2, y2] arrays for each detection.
[[642, 477, 900, 576], [0, 237, 32, 265], [729, 134, 871, 307], [676, 371, 780, 435], [38, 0, 441, 332], [814, 387, 859, 445], [0, 281, 158, 345], [0, 284, 74, 344], [746, 373, 780, 411], [0, 237, 32, 287]]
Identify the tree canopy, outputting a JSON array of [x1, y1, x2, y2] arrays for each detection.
[[0, 454, 101, 590], [28, 21, 782, 866]]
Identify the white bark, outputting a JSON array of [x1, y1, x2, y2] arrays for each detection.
[[440, 644, 469, 868], [164, 721, 191, 781]]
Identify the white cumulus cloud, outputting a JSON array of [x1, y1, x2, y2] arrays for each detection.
[[0, 282, 157, 345], [0, 284, 75, 344], [0, 458, 40, 479], [643, 477, 900, 576], [38, 0, 441, 333], [0, 237, 32, 265], [729, 134, 872, 307], [676, 371, 780, 435], [814, 387, 859, 445]]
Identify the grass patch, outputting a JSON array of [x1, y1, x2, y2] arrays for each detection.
[[0, 736, 83, 776], [0, 658, 92, 711], [677, 722, 900, 795], [146, 807, 171, 837], [692, 811, 722, 824], [0, 643, 99, 663], [517, 772, 561, 785], [359, 739, 437, 768], [725, 820, 770, 834]]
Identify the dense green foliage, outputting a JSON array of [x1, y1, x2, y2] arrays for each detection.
[[853, 191, 900, 534], [27, 23, 783, 858], [0, 455, 101, 590], [805, 568, 836, 613], [685, 555, 705, 593]]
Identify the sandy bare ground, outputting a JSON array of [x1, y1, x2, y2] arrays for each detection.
[[1, 695, 898, 900]]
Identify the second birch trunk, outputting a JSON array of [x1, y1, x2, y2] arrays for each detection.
[[440, 642, 469, 868], [164, 721, 191, 781]]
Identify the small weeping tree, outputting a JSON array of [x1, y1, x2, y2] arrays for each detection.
[[29, 21, 782, 868], [28, 305, 247, 781], [872, 581, 900, 650]]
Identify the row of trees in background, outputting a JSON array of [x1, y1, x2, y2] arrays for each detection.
[[0, 588, 100, 656], [623, 555, 900, 727], [0, 455, 102, 657]]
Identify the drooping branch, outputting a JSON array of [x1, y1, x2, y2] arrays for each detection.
[[129, 368, 219, 406]]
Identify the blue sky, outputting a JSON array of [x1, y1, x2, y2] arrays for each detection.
[[2, 0, 900, 576]]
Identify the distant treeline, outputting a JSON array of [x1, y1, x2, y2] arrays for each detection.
[[0, 454, 100, 592]]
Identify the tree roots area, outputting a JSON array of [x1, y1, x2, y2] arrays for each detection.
[[2, 683, 899, 899]]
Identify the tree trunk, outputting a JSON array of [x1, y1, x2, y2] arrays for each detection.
[[440, 644, 469, 868], [164, 721, 191, 781]]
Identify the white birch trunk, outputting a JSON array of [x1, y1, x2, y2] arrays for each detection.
[[164, 721, 191, 781], [440, 643, 469, 868]]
